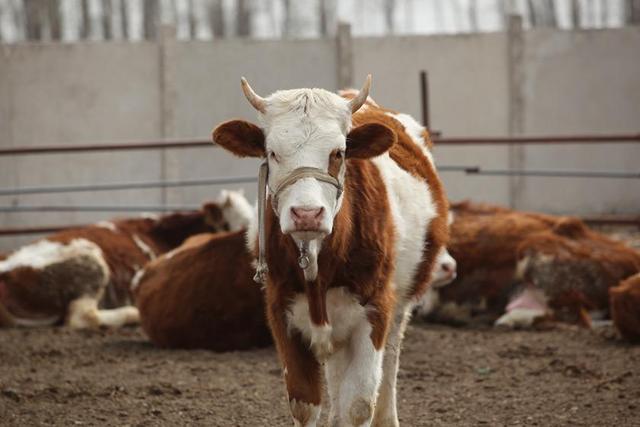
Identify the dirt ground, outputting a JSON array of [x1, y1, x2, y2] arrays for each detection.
[[0, 322, 638, 427]]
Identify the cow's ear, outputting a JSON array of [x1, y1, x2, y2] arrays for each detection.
[[212, 120, 265, 158], [346, 123, 396, 159]]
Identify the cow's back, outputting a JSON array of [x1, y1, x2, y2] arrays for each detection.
[[350, 105, 448, 301], [136, 230, 271, 351]]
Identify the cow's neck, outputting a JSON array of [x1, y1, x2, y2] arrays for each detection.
[[266, 179, 354, 327]]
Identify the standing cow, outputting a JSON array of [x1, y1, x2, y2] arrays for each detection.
[[212, 76, 448, 426]]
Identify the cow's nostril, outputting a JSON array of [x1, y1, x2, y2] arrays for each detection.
[[442, 263, 452, 273]]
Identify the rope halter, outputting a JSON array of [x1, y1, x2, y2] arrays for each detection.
[[252, 162, 343, 285]]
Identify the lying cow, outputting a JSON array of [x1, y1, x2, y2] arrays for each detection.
[[610, 273, 640, 342], [0, 190, 252, 329], [423, 202, 640, 329], [212, 76, 449, 426], [134, 229, 270, 351]]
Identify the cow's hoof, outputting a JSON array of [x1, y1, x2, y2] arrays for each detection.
[[349, 397, 373, 426], [372, 418, 400, 427]]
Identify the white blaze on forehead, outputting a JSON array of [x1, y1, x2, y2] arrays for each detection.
[[0, 238, 106, 273]]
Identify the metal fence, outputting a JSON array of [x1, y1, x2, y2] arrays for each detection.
[[1, 132, 638, 236]]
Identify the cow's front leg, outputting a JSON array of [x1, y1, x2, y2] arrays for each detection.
[[373, 304, 412, 427], [334, 316, 385, 427], [269, 307, 323, 427]]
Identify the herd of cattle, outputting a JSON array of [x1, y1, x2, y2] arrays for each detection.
[[1, 193, 638, 343], [1, 78, 639, 426]]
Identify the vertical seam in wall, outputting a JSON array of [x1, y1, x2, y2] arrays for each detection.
[[507, 15, 525, 209]]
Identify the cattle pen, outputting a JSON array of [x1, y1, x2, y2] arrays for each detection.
[[2, 4, 640, 426]]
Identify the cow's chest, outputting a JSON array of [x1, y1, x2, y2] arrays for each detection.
[[286, 287, 367, 350]]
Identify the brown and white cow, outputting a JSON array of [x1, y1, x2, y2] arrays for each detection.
[[609, 272, 640, 342], [212, 76, 448, 426], [0, 190, 253, 329], [134, 229, 271, 351], [423, 202, 640, 329]]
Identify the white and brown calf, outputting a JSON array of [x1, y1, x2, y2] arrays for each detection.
[[212, 76, 448, 427]]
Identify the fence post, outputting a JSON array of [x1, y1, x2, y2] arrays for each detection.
[[507, 14, 525, 209], [159, 24, 177, 206], [336, 22, 353, 89]]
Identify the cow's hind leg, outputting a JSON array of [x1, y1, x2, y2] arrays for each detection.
[[66, 296, 139, 329], [373, 305, 411, 427]]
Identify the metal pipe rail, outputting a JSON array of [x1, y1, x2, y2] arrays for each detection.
[[0, 134, 638, 156], [0, 176, 258, 196], [0, 168, 470, 197], [463, 168, 640, 179], [0, 205, 200, 213]]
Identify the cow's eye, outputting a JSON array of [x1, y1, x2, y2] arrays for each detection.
[[269, 151, 279, 163], [333, 150, 344, 160]]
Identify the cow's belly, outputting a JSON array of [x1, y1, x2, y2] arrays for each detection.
[[286, 287, 367, 348], [372, 154, 436, 302]]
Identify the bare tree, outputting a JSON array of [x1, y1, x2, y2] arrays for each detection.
[[383, 0, 395, 34], [23, 0, 43, 40], [571, 0, 580, 28], [187, 0, 196, 39], [208, 0, 225, 38], [468, 0, 478, 32], [102, 0, 113, 39], [237, 0, 250, 37], [628, 0, 640, 24], [48, 0, 62, 40], [120, 0, 128, 39], [282, 0, 291, 37], [144, 0, 159, 39], [318, 0, 327, 36], [80, 0, 90, 39]]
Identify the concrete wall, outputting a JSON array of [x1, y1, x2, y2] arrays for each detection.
[[1, 26, 639, 250]]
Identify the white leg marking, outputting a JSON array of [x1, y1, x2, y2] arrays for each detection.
[[66, 296, 101, 329], [336, 319, 383, 427], [95, 306, 140, 328], [495, 308, 546, 329], [373, 306, 411, 427], [325, 348, 349, 426], [290, 399, 321, 427], [310, 322, 333, 361]]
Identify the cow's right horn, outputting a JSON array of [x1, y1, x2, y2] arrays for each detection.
[[241, 77, 267, 114]]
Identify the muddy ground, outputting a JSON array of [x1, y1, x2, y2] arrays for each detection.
[[0, 322, 638, 427]]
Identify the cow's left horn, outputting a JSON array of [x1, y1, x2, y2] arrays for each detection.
[[241, 77, 267, 113], [348, 74, 372, 113]]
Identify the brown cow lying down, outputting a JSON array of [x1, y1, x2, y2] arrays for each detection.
[[421, 202, 640, 328], [0, 190, 253, 329], [610, 273, 640, 342], [134, 230, 271, 351]]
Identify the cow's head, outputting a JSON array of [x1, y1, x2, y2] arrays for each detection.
[[213, 76, 395, 248]]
